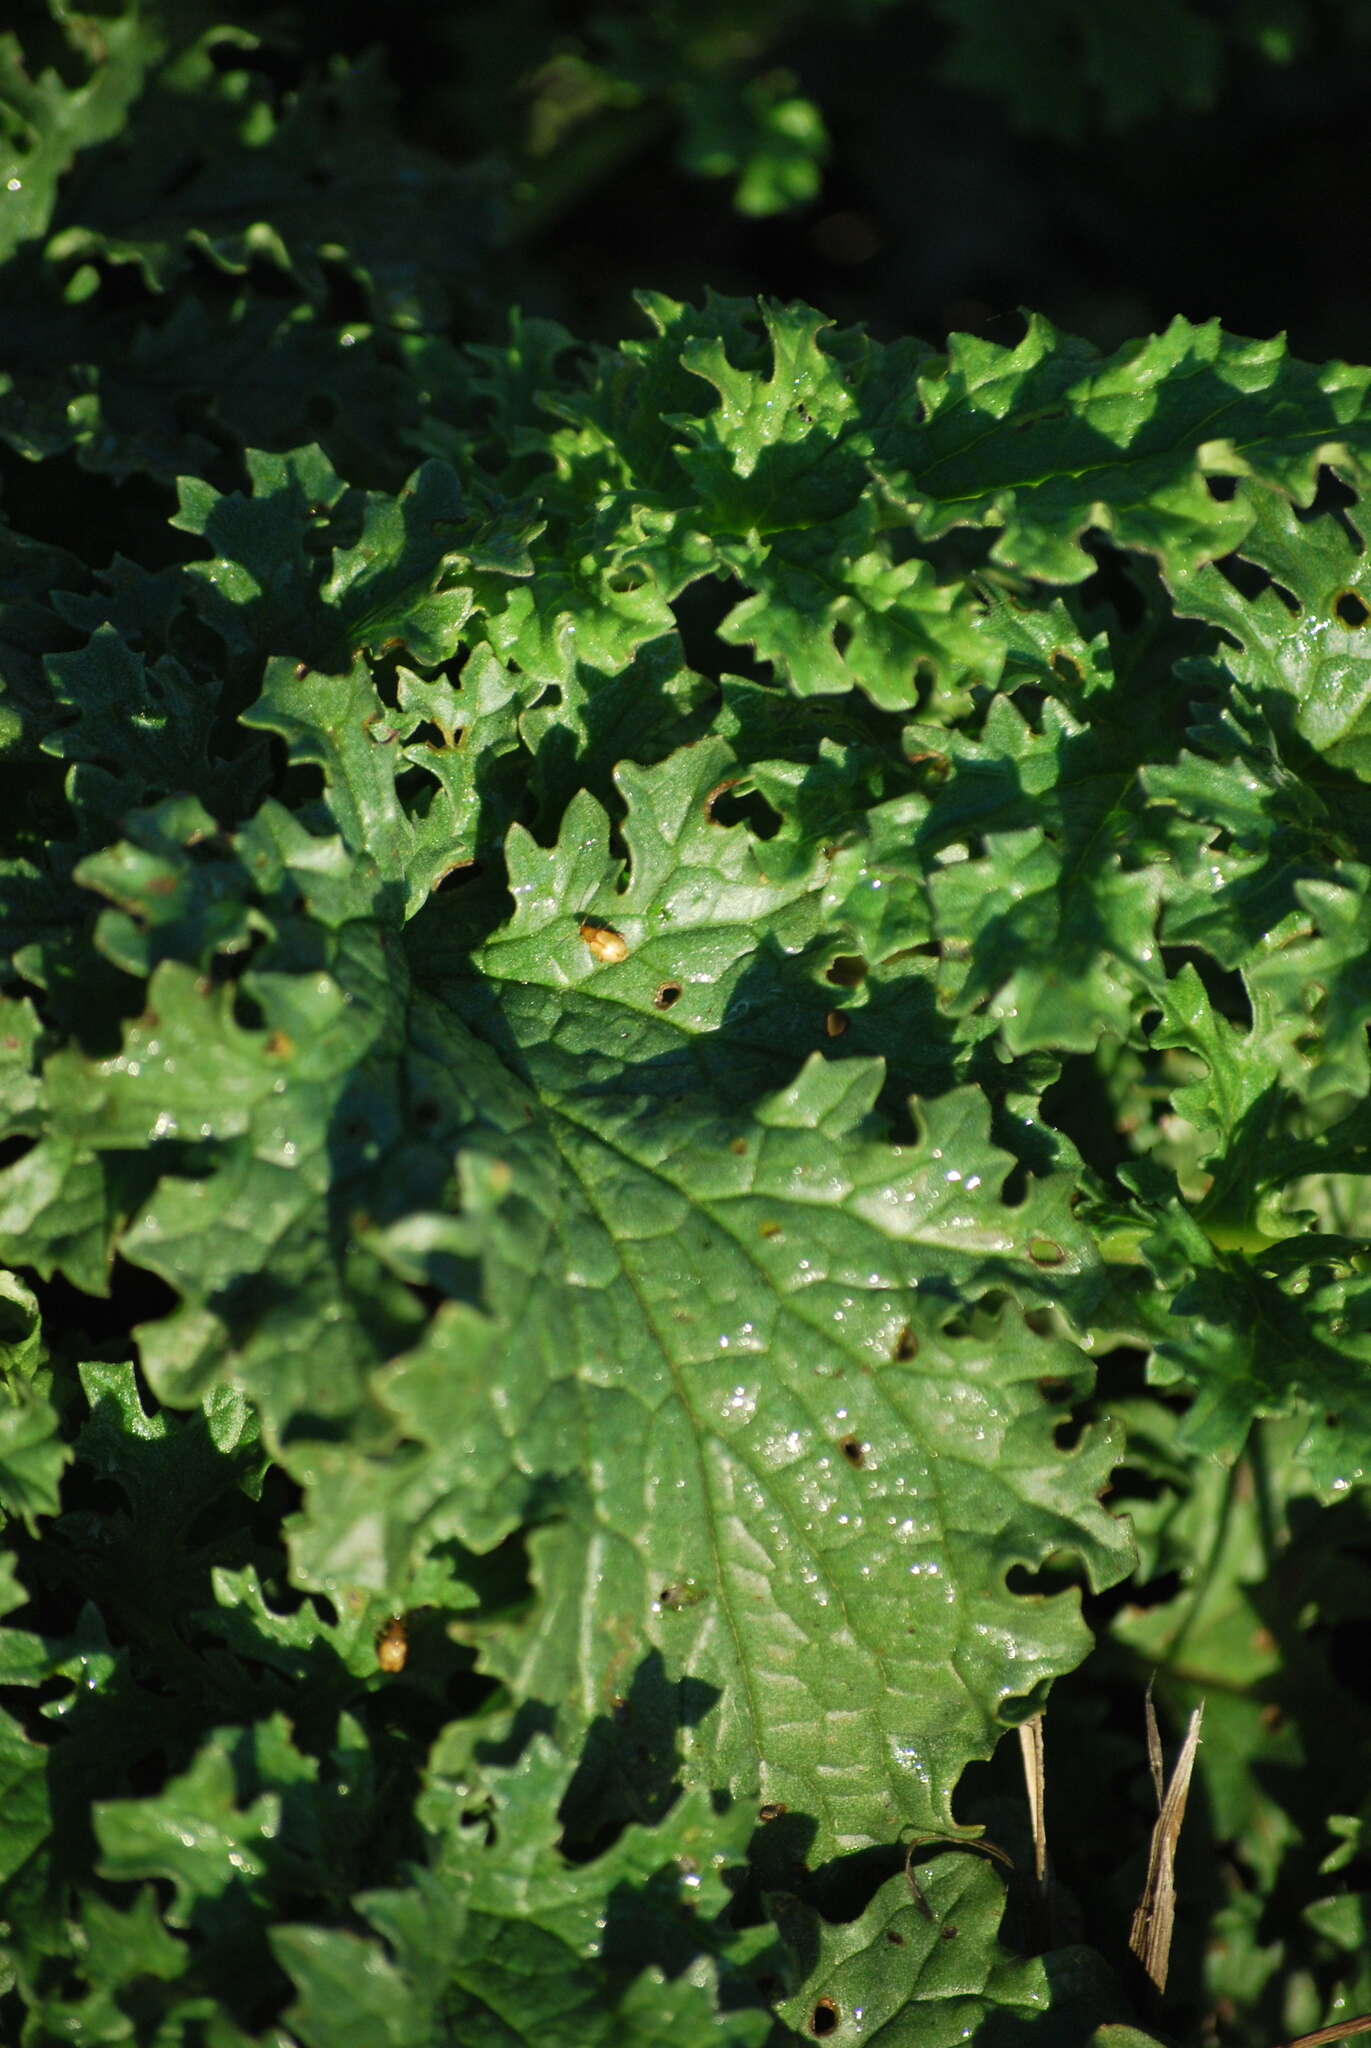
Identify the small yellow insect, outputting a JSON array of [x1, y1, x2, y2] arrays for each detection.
[[376, 1616, 408, 1673], [578, 920, 629, 964]]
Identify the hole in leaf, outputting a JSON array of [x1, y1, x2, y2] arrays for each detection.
[[940, 1924, 959, 1941], [1212, 552, 1272, 603], [706, 782, 781, 839], [1104, 1464, 1169, 1508], [36, 1260, 179, 1362], [886, 1929, 905, 1945], [825, 955, 868, 988], [1303, 464, 1360, 518], [838, 1434, 866, 1468], [432, 860, 482, 897], [1007, 1560, 1085, 1601], [1204, 474, 1238, 501], [1212, 552, 1301, 614], [1104, 1568, 1181, 1618], [657, 1582, 706, 1612], [704, 777, 739, 820], [904, 747, 951, 787], [1076, 537, 1146, 630], [1158, 946, 1253, 1029], [892, 1326, 918, 1362], [671, 573, 771, 686], [232, 988, 265, 1031], [1049, 650, 1083, 685], [810, 1999, 840, 2038], [1336, 588, 1370, 628], [1028, 1238, 1064, 1267], [652, 981, 683, 1010]]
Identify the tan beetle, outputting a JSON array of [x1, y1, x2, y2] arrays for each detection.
[[578, 920, 629, 964], [376, 1615, 408, 1673]]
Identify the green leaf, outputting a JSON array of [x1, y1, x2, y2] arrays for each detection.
[[932, 0, 1221, 136], [1143, 675, 1339, 968], [1247, 865, 1371, 1103], [772, 1853, 1139, 2044], [174, 447, 532, 674], [880, 316, 1371, 583], [678, 71, 828, 217], [40, 625, 226, 810], [344, 783, 1131, 1854], [0, 10, 152, 261], [912, 690, 1165, 1052], [16, 70, 1371, 2031], [0, 1703, 50, 1891], [277, 1732, 771, 2048], [0, 1270, 66, 1529], [1168, 473, 1371, 780]]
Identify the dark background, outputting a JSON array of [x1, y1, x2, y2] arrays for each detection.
[[329, 1, 1371, 368]]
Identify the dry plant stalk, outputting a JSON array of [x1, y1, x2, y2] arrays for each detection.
[[1128, 1694, 1204, 1994], [1017, 1713, 1048, 1887], [1143, 1679, 1165, 1809], [1269, 2019, 1371, 2048]]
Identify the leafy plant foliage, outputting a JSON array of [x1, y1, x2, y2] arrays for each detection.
[[5, 4, 1371, 2045]]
